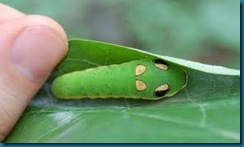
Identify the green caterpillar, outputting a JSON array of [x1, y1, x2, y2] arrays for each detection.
[[51, 59, 187, 100]]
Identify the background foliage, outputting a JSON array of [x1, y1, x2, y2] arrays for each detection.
[[4, 0, 240, 68]]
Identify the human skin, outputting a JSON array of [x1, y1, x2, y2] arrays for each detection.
[[0, 3, 68, 141]]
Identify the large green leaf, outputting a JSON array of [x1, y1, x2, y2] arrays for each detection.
[[4, 39, 240, 143]]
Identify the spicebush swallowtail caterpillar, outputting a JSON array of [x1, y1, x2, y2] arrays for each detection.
[[51, 59, 187, 100]]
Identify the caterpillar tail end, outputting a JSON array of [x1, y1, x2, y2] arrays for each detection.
[[51, 77, 64, 99]]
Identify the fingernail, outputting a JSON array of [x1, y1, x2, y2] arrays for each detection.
[[11, 26, 66, 82]]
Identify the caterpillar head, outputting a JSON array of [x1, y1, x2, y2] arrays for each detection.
[[135, 59, 187, 100]]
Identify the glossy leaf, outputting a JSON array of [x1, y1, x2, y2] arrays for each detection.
[[4, 39, 240, 143]]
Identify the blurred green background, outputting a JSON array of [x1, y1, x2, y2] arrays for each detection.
[[3, 0, 240, 69]]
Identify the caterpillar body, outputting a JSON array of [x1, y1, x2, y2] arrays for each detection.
[[51, 59, 187, 100]]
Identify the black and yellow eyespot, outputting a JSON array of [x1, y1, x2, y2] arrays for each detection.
[[154, 59, 169, 70], [154, 84, 170, 97]]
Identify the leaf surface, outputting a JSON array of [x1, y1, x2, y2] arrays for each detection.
[[5, 39, 240, 143]]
